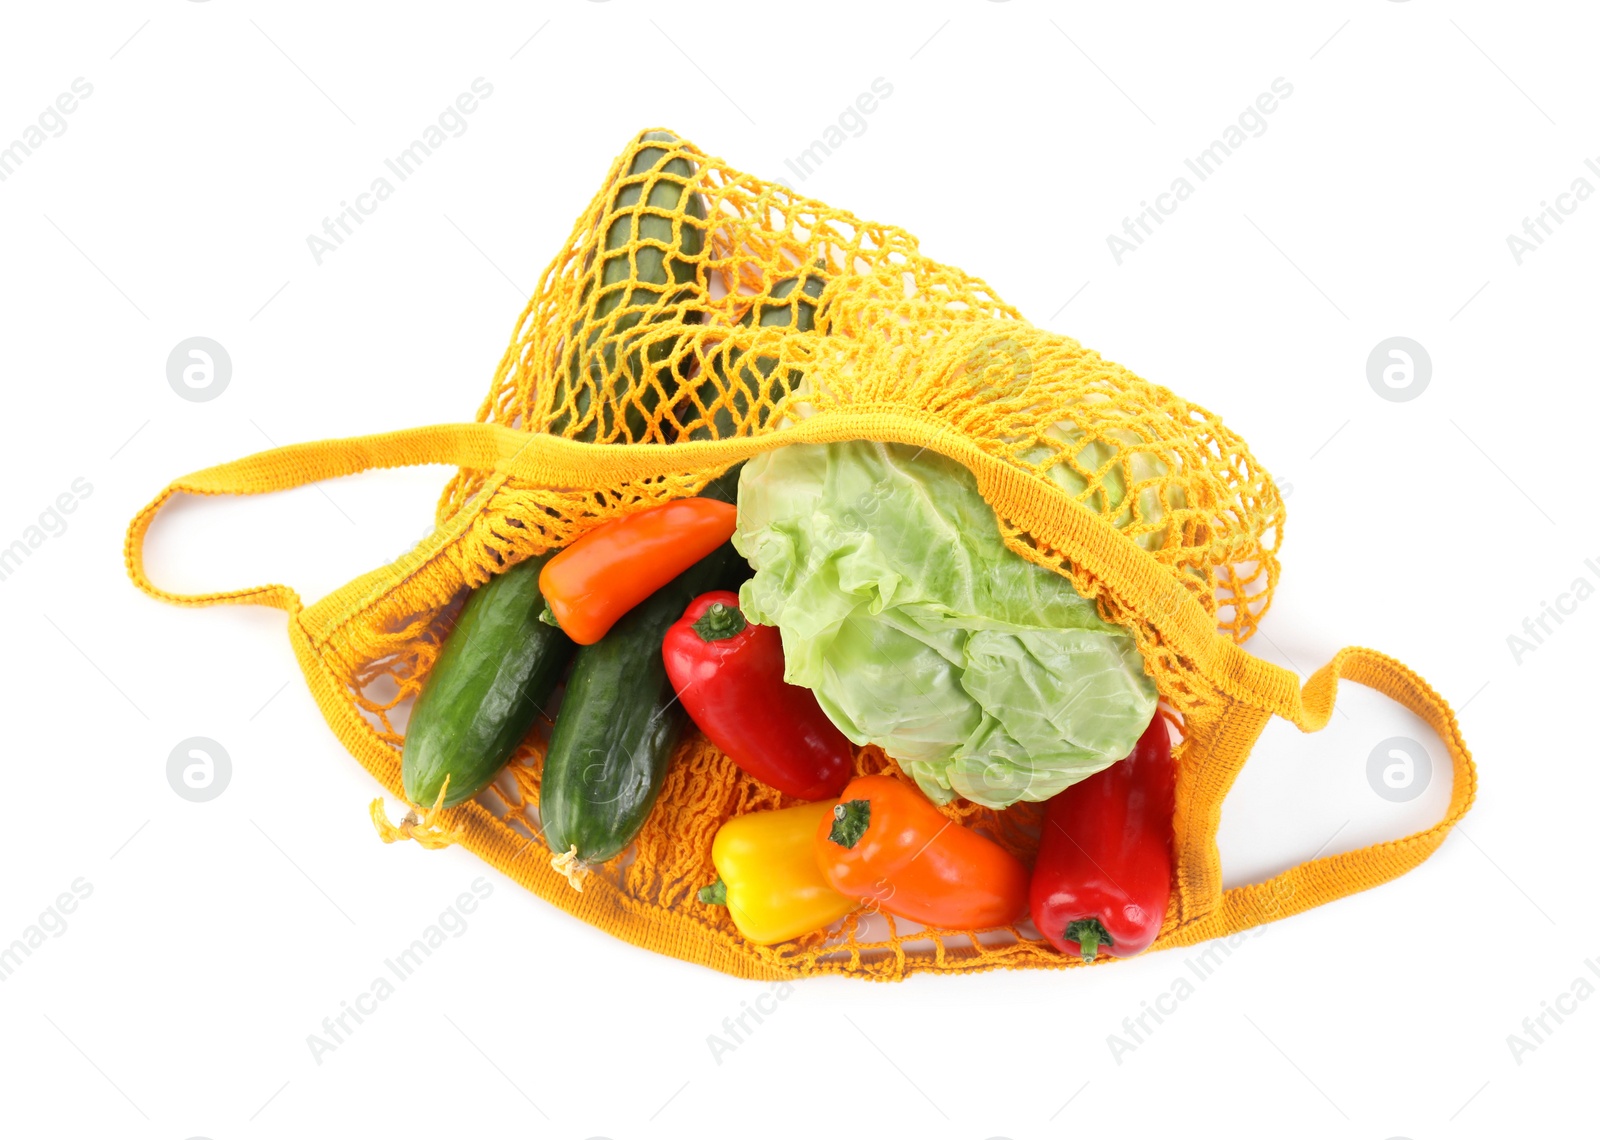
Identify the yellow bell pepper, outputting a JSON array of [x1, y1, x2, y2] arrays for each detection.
[[698, 800, 856, 945]]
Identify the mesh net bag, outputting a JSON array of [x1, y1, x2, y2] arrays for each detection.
[[127, 129, 1476, 980]]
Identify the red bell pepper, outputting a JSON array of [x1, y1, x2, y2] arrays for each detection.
[[661, 591, 853, 800], [1030, 712, 1176, 962]]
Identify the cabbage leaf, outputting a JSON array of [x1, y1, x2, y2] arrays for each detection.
[[734, 441, 1157, 808]]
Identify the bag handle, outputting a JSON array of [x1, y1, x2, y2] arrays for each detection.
[[124, 422, 526, 613], [1166, 644, 1478, 947]]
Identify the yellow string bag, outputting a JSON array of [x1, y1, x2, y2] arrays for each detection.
[[125, 129, 1476, 980]]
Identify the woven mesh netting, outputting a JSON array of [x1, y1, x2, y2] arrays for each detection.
[[345, 129, 1283, 976]]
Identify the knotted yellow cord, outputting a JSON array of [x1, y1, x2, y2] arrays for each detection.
[[550, 845, 591, 892], [370, 777, 463, 850]]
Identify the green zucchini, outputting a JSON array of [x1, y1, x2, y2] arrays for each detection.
[[540, 542, 746, 867], [694, 264, 826, 439], [556, 130, 708, 441], [402, 552, 574, 808]]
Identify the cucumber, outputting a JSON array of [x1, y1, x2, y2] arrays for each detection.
[[540, 542, 746, 867], [697, 459, 744, 507], [556, 130, 708, 441], [695, 264, 826, 440], [402, 552, 575, 808]]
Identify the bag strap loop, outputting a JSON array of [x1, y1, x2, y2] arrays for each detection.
[[124, 423, 524, 613], [1164, 645, 1478, 947]]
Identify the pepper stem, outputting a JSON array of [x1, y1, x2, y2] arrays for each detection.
[[828, 799, 871, 848], [698, 879, 728, 907], [1065, 918, 1113, 963], [691, 602, 747, 642]]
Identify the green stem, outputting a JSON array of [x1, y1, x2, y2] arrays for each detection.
[[698, 879, 728, 907], [1065, 918, 1113, 963], [691, 602, 747, 642], [828, 799, 872, 849]]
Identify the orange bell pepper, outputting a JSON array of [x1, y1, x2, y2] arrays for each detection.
[[813, 775, 1029, 929], [539, 498, 737, 645]]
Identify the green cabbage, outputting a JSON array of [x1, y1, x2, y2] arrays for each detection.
[[733, 440, 1157, 809], [1027, 417, 1187, 554]]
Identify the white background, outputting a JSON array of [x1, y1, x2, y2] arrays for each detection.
[[1, 2, 1595, 1138]]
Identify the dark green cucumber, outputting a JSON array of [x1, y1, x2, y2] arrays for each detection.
[[540, 542, 747, 865], [697, 460, 744, 506], [694, 264, 826, 439], [556, 130, 708, 441], [694, 462, 753, 590], [402, 552, 574, 808]]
